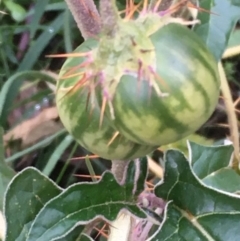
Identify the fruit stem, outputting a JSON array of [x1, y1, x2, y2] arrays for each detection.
[[99, 0, 120, 36], [64, 0, 101, 39]]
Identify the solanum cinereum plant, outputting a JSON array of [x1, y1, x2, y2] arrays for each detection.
[[56, 0, 220, 160]]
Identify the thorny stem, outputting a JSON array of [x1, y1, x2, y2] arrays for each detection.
[[99, 0, 120, 36], [64, 0, 101, 39]]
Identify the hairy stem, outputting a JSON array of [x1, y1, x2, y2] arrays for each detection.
[[99, 0, 119, 36], [64, 0, 101, 39], [111, 160, 130, 184], [109, 160, 133, 241]]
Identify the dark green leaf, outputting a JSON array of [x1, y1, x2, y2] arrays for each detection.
[[152, 150, 240, 240], [27, 161, 147, 241], [227, 29, 240, 48], [79, 234, 94, 241], [189, 141, 240, 193], [189, 141, 233, 178], [193, 0, 240, 61], [55, 226, 84, 241], [4, 167, 62, 241], [203, 168, 240, 193]]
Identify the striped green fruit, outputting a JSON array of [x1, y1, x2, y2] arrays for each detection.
[[56, 2, 220, 159], [106, 23, 220, 146], [56, 39, 157, 160]]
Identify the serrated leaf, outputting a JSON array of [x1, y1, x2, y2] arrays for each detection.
[[150, 202, 211, 241], [54, 226, 84, 241], [188, 141, 240, 193], [151, 150, 240, 241], [27, 160, 147, 241], [4, 167, 62, 241], [193, 0, 240, 61], [79, 234, 94, 241], [189, 141, 233, 177], [203, 168, 240, 193]]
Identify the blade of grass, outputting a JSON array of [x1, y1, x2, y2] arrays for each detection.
[[26, 2, 67, 17], [5, 129, 66, 163], [0, 70, 56, 127], [63, 9, 73, 53], [17, 12, 64, 71], [0, 48, 10, 78], [56, 141, 78, 184], [29, 0, 50, 39], [42, 134, 74, 176], [85, 155, 97, 182]]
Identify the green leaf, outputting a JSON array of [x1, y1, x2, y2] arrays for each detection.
[[203, 168, 240, 193], [0, 127, 15, 210], [27, 160, 147, 241], [152, 149, 240, 240], [193, 0, 240, 61], [54, 226, 84, 241], [188, 141, 240, 193], [79, 234, 94, 241], [189, 141, 233, 177], [227, 29, 240, 48], [4, 167, 62, 241], [4, 1, 26, 22]]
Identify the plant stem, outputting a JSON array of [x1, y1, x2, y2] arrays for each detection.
[[64, 0, 101, 39], [99, 0, 119, 36], [111, 160, 130, 184], [218, 62, 240, 168], [109, 160, 133, 241]]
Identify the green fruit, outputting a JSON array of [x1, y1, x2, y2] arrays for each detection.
[[56, 5, 220, 159], [56, 39, 157, 160], [108, 23, 220, 145]]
